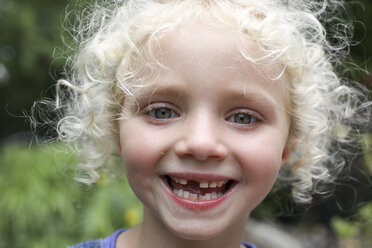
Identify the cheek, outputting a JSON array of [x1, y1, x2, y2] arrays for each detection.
[[119, 122, 171, 174], [121, 134, 154, 168], [245, 149, 282, 186], [234, 132, 285, 184], [120, 130, 157, 173], [119, 123, 162, 201], [241, 146, 282, 205]]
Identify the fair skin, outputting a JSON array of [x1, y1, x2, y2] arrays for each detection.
[[117, 22, 290, 248]]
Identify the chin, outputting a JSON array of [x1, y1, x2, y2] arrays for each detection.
[[164, 219, 226, 241]]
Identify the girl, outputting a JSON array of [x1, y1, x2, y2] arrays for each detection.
[[36, 0, 371, 247]]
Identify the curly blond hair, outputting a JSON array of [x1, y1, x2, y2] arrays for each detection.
[[35, 0, 371, 204]]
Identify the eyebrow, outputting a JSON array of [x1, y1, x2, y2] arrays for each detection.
[[223, 85, 279, 109], [134, 83, 185, 103], [134, 81, 282, 113]]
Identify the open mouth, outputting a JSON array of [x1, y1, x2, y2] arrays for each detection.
[[164, 175, 235, 201]]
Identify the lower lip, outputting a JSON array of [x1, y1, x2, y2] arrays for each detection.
[[161, 177, 236, 211]]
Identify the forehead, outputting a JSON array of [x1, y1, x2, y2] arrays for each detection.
[[135, 22, 288, 102], [157, 22, 267, 69], [159, 23, 241, 65], [140, 21, 285, 81]]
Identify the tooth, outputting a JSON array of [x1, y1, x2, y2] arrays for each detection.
[[179, 178, 187, 185], [200, 182, 208, 188], [209, 181, 217, 188], [183, 190, 190, 199], [177, 189, 184, 197], [217, 192, 223, 197], [211, 192, 217, 199], [199, 195, 206, 200], [190, 193, 197, 200], [217, 181, 225, 187], [173, 188, 178, 194], [177, 189, 183, 197], [205, 193, 211, 200]]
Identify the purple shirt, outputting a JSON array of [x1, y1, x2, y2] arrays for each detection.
[[102, 229, 256, 248]]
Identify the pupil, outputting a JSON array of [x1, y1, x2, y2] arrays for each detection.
[[155, 108, 171, 119], [235, 113, 250, 124]]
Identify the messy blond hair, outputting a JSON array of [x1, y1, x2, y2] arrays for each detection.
[[35, 0, 371, 204]]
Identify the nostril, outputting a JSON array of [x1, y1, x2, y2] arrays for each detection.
[[214, 143, 228, 158], [174, 140, 227, 160], [174, 140, 189, 157]]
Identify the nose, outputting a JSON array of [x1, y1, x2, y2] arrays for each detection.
[[174, 113, 228, 161]]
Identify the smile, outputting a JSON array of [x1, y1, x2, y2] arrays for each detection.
[[161, 174, 237, 211], [167, 176, 232, 200]]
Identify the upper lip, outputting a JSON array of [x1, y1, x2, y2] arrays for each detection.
[[164, 172, 235, 182]]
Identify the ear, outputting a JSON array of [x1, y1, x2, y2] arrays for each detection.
[[281, 141, 294, 165], [113, 121, 123, 156], [116, 131, 122, 155], [117, 140, 122, 154]]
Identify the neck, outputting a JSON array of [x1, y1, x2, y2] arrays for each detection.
[[123, 207, 248, 248]]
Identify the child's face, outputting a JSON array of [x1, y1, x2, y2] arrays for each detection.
[[119, 23, 290, 240]]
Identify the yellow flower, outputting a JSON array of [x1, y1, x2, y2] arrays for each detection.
[[124, 208, 141, 227]]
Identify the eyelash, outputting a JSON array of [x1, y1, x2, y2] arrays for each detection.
[[143, 104, 262, 127], [226, 111, 261, 126], [144, 104, 180, 121]]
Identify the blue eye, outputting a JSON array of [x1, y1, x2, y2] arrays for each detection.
[[148, 107, 179, 119], [227, 113, 258, 125]]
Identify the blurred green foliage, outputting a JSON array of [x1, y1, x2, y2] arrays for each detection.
[[0, 144, 142, 248], [362, 133, 372, 174], [331, 133, 372, 247], [331, 203, 372, 247], [0, 0, 80, 138]]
